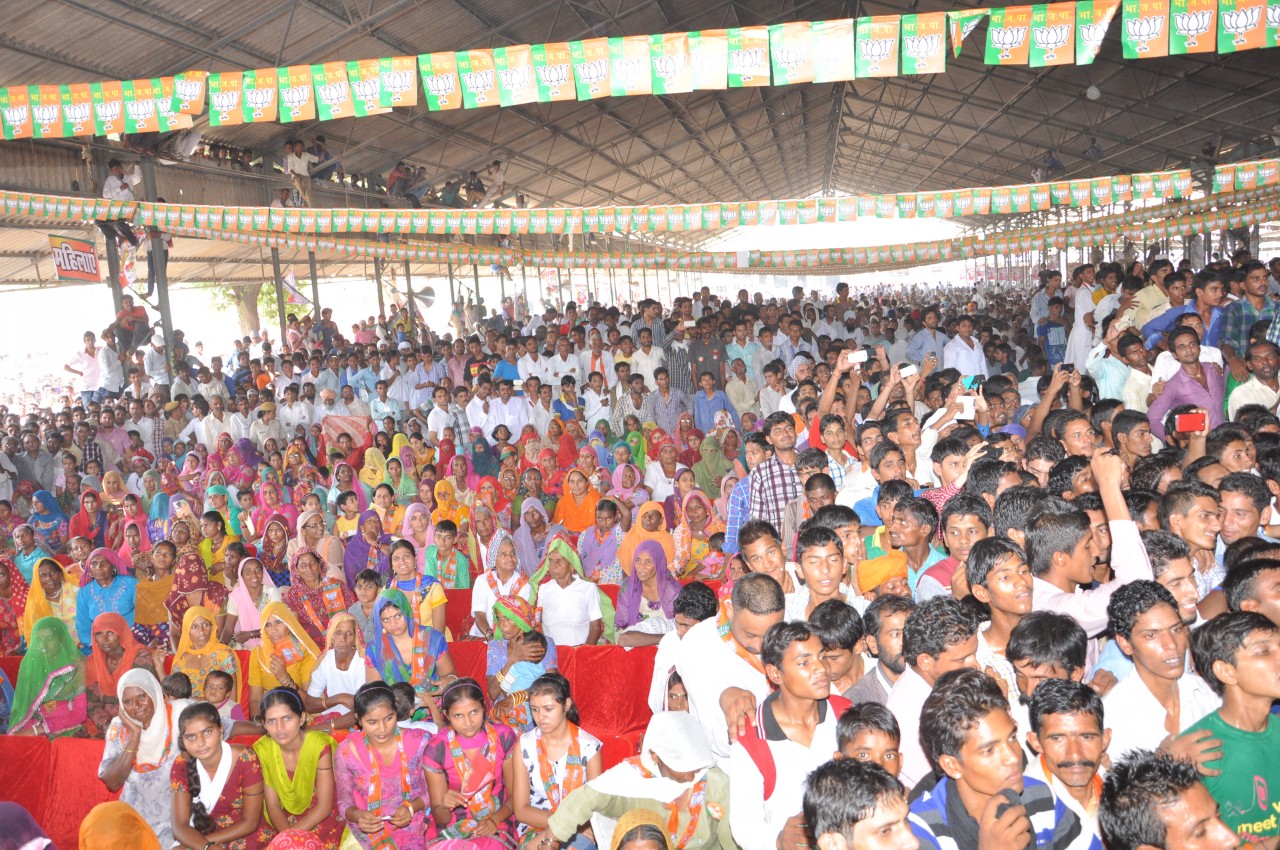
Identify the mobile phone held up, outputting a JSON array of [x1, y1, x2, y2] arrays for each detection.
[[1174, 411, 1207, 433]]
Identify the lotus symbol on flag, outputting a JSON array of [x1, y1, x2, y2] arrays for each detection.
[[1079, 22, 1110, 50], [1221, 6, 1261, 43], [244, 86, 273, 116], [859, 38, 895, 71], [613, 57, 646, 85], [425, 74, 456, 98], [1173, 10, 1213, 44], [94, 100, 120, 124], [381, 69, 412, 101], [498, 66, 532, 91], [990, 26, 1028, 58], [317, 81, 349, 111], [652, 53, 687, 78], [1125, 15, 1165, 51], [462, 70, 494, 100], [32, 103, 58, 132], [211, 90, 240, 119], [1033, 24, 1071, 58], [904, 34, 942, 59], [281, 85, 311, 116], [125, 98, 155, 122], [574, 59, 608, 92], [774, 45, 806, 69], [173, 77, 201, 108], [64, 102, 91, 131], [1269, 3, 1280, 39], [352, 78, 381, 104], [728, 48, 765, 76], [535, 63, 570, 95]]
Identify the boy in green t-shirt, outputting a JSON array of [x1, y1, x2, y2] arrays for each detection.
[[1184, 611, 1280, 847], [423, 518, 470, 590]]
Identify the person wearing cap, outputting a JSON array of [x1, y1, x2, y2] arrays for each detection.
[[249, 401, 284, 450], [543, 712, 735, 850]]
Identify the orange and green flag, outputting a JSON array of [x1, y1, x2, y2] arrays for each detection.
[[495, 45, 538, 107], [856, 16, 901, 77], [1169, 0, 1217, 52], [1121, 0, 1171, 58], [457, 49, 498, 108], [901, 13, 947, 73], [948, 9, 989, 55], [1030, 3, 1077, 65], [571, 38, 612, 99], [769, 21, 816, 86], [689, 30, 729, 90], [985, 6, 1034, 64], [1217, 0, 1267, 50], [650, 33, 694, 94], [531, 43, 575, 102], [608, 35, 653, 96], [1075, 0, 1121, 62], [812, 19, 856, 81], [418, 52, 461, 111], [726, 26, 770, 86]]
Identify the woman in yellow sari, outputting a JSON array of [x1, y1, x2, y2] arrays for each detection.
[[172, 605, 241, 700], [431, 479, 470, 530], [247, 602, 321, 719], [357, 448, 389, 492], [22, 557, 79, 645]]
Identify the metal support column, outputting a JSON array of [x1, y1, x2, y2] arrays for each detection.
[[373, 257, 386, 319], [270, 248, 287, 344], [404, 260, 416, 339], [307, 250, 321, 316], [138, 157, 174, 382], [92, 149, 125, 315], [520, 264, 529, 314], [447, 261, 456, 305]]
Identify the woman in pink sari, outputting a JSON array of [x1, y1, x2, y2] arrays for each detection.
[[252, 479, 299, 532]]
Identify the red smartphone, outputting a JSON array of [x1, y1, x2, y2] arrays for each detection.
[[1174, 412, 1207, 433]]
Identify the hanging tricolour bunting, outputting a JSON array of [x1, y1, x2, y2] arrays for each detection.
[[494, 45, 538, 106], [1030, 3, 1077, 65], [571, 38, 612, 99], [948, 9, 990, 55], [650, 33, 694, 94], [419, 53, 461, 111], [726, 26, 771, 86], [457, 50, 498, 108], [901, 12, 948, 73], [0, 87, 32, 139], [609, 35, 653, 96], [1075, 0, 1122, 61], [1170, 0, 1217, 51], [1218, 0, 1268, 50], [689, 30, 729, 89], [243, 69, 280, 123], [856, 16, 902, 76], [1122, 0, 1171, 58], [770, 21, 816, 86], [60, 84, 94, 137], [277, 66, 316, 122], [346, 59, 392, 117], [986, 6, 1034, 63], [811, 19, 857, 81], [531, 43, 575, 102]]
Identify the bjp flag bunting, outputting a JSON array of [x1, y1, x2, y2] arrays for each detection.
[[901, 13, 947, 74], [346, 59, 392, 117], [985, 6, 1034, 64], [456, 49, 499, 109], [311, 62, 354, 120], [90, 81, 125, 136], [494, 45, 538, 107], [688, 30, 729, 90], [1075, 0, 1122, 61], [811, 19, 857, 82], [1030, 3, 1077, 65], [726, 27, 770, 86], [207, 72, 244, 126], [377, 57, 416, 108], [242, 69, 280, 123], [276, 66, 316, 122], [531, 43, 575, 102], [1217, 0, 1268, 50], [769, 22, 816, 87], [1169, 0, 1217, 51], [856, 16, 901, 76], [571, 38, 612, 99], [418, 52, 461, 111], [1122, 0, 1171, 57], [650, 33, 694, 94], [170, 71, 207, 115], [608, 35, 653, 97], [947, 9, 990, 55]]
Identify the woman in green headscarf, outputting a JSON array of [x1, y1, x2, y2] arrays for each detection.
[[530, 535, 616, 645], [139, 469, 163, 516], [624, 431, 648, 473], [691, 434, 734, 497], [9, 616, 87, 737]]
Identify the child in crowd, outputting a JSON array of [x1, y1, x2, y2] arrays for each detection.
[[391, 681, 438, 733], [835, 702, 903, 779], [163, 672, 193, 701], [348, 568, 381, 646], [424, 519, 469, 589], [205, 670, 247, 721], [334, 492, 361, 541]]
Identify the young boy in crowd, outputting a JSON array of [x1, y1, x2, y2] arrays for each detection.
[[334, 491, 361, 540], [834, 702, 903, 779], [804, 759, 915, 850], [809, 597, 868, 697], [203, 670, 246, 721], [162, 672, 192, 701], [424, 519, 469, 589], [862, 479, 915, 559]]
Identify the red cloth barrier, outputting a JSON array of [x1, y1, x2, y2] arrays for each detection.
[[0, 735, 52, 823], [0, 655, 19, 687], [43, 738, 119, 848], [448, 640, 487, 684], [560, 644, 655, 740], [444, 588, 472, 639]]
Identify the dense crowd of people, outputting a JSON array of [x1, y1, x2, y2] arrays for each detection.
[[3, 257, 1280, 850]]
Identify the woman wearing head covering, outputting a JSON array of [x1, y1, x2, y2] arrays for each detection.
[[713, 475, 739, 524], [165, 552, 229, 637], [607, 463, 648, 523], [431, 479, 471, 534], [474, 476, 512, 530], [551, 469, 600, 536], [465, 502, 502, 581], [512, 499, 567, 579], [252, 479, 299, 539], [366, 588, 455, 724], [530, 537, 615, 646], [358, 447, 389, 492], [342, 509, 391, 587], [98, 668, 195, 849], [617, 501, 676, 578], [101, 470, 130, 510], [257, 515, 293, 588], [85, 611, 156, 738], [223, 557, 283, 650], [10, 616, 87, 736], [23, 557, 79, 645], [146, 486, 170, 545], [247, 603, 321, 715], [27, 489, 68, 555], [285, 511, 345, 582], [0, 557, 29, 656], [69, 489, 109, 548], [132, 539, 174, 649], [0, 803, 55, 850], [614, 540, 681, 642], [624, 431, 648, 474], [484, 595, 557, 725], [538, 449, 566, 499], [385, 456, 417, 506], [172, 605, 240, 700], [672, 491, 726, 581], [283, 549, 355, 646], [80, 800, 162, 850], [691, 435, 733, 498], [76, 547, 139, 653], [303, 612, 370, 734], [661, 467, 697, 531]]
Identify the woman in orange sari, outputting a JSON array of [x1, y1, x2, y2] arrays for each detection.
[[551, 469, 600, 537], [617, 501, 676, 578]]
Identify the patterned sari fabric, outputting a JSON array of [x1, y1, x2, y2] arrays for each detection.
[[283, 549, 356, 645], [9, 615, 87, 736]]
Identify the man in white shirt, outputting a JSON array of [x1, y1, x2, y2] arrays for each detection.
[[517, 337, 549, 386], [342, 385, 370, 419], [581, 371, 611, 428], [425, 386, 452, 446], [483, 380, 530, 437], [465, 380, 493, 431], [285, 140, 318, 205], [538, 543, 603, 647], [1101, 580, 1220, 763], [123, 399, 155, 452], [279, 385, 313, 434], [630, 328, 665, 391], [201, 395, 234, 451], [941, 315, 989, 378], [884, 596, 981, 790], [545, 338, 583, 389], [311, 389, 349, 426], [65, 331, 101, 407], [95, 327, 126, 401], [579, 332, 615, 388], [143, 338, 170, 389], [97, 158, 141, 246], [526, 379, 553, 438], [195, 368, 230, 405], [675, 573, 785, 759], [227, 397, 254, 442]]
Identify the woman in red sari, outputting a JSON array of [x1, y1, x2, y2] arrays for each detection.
[[284, 549, 356, 645]]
